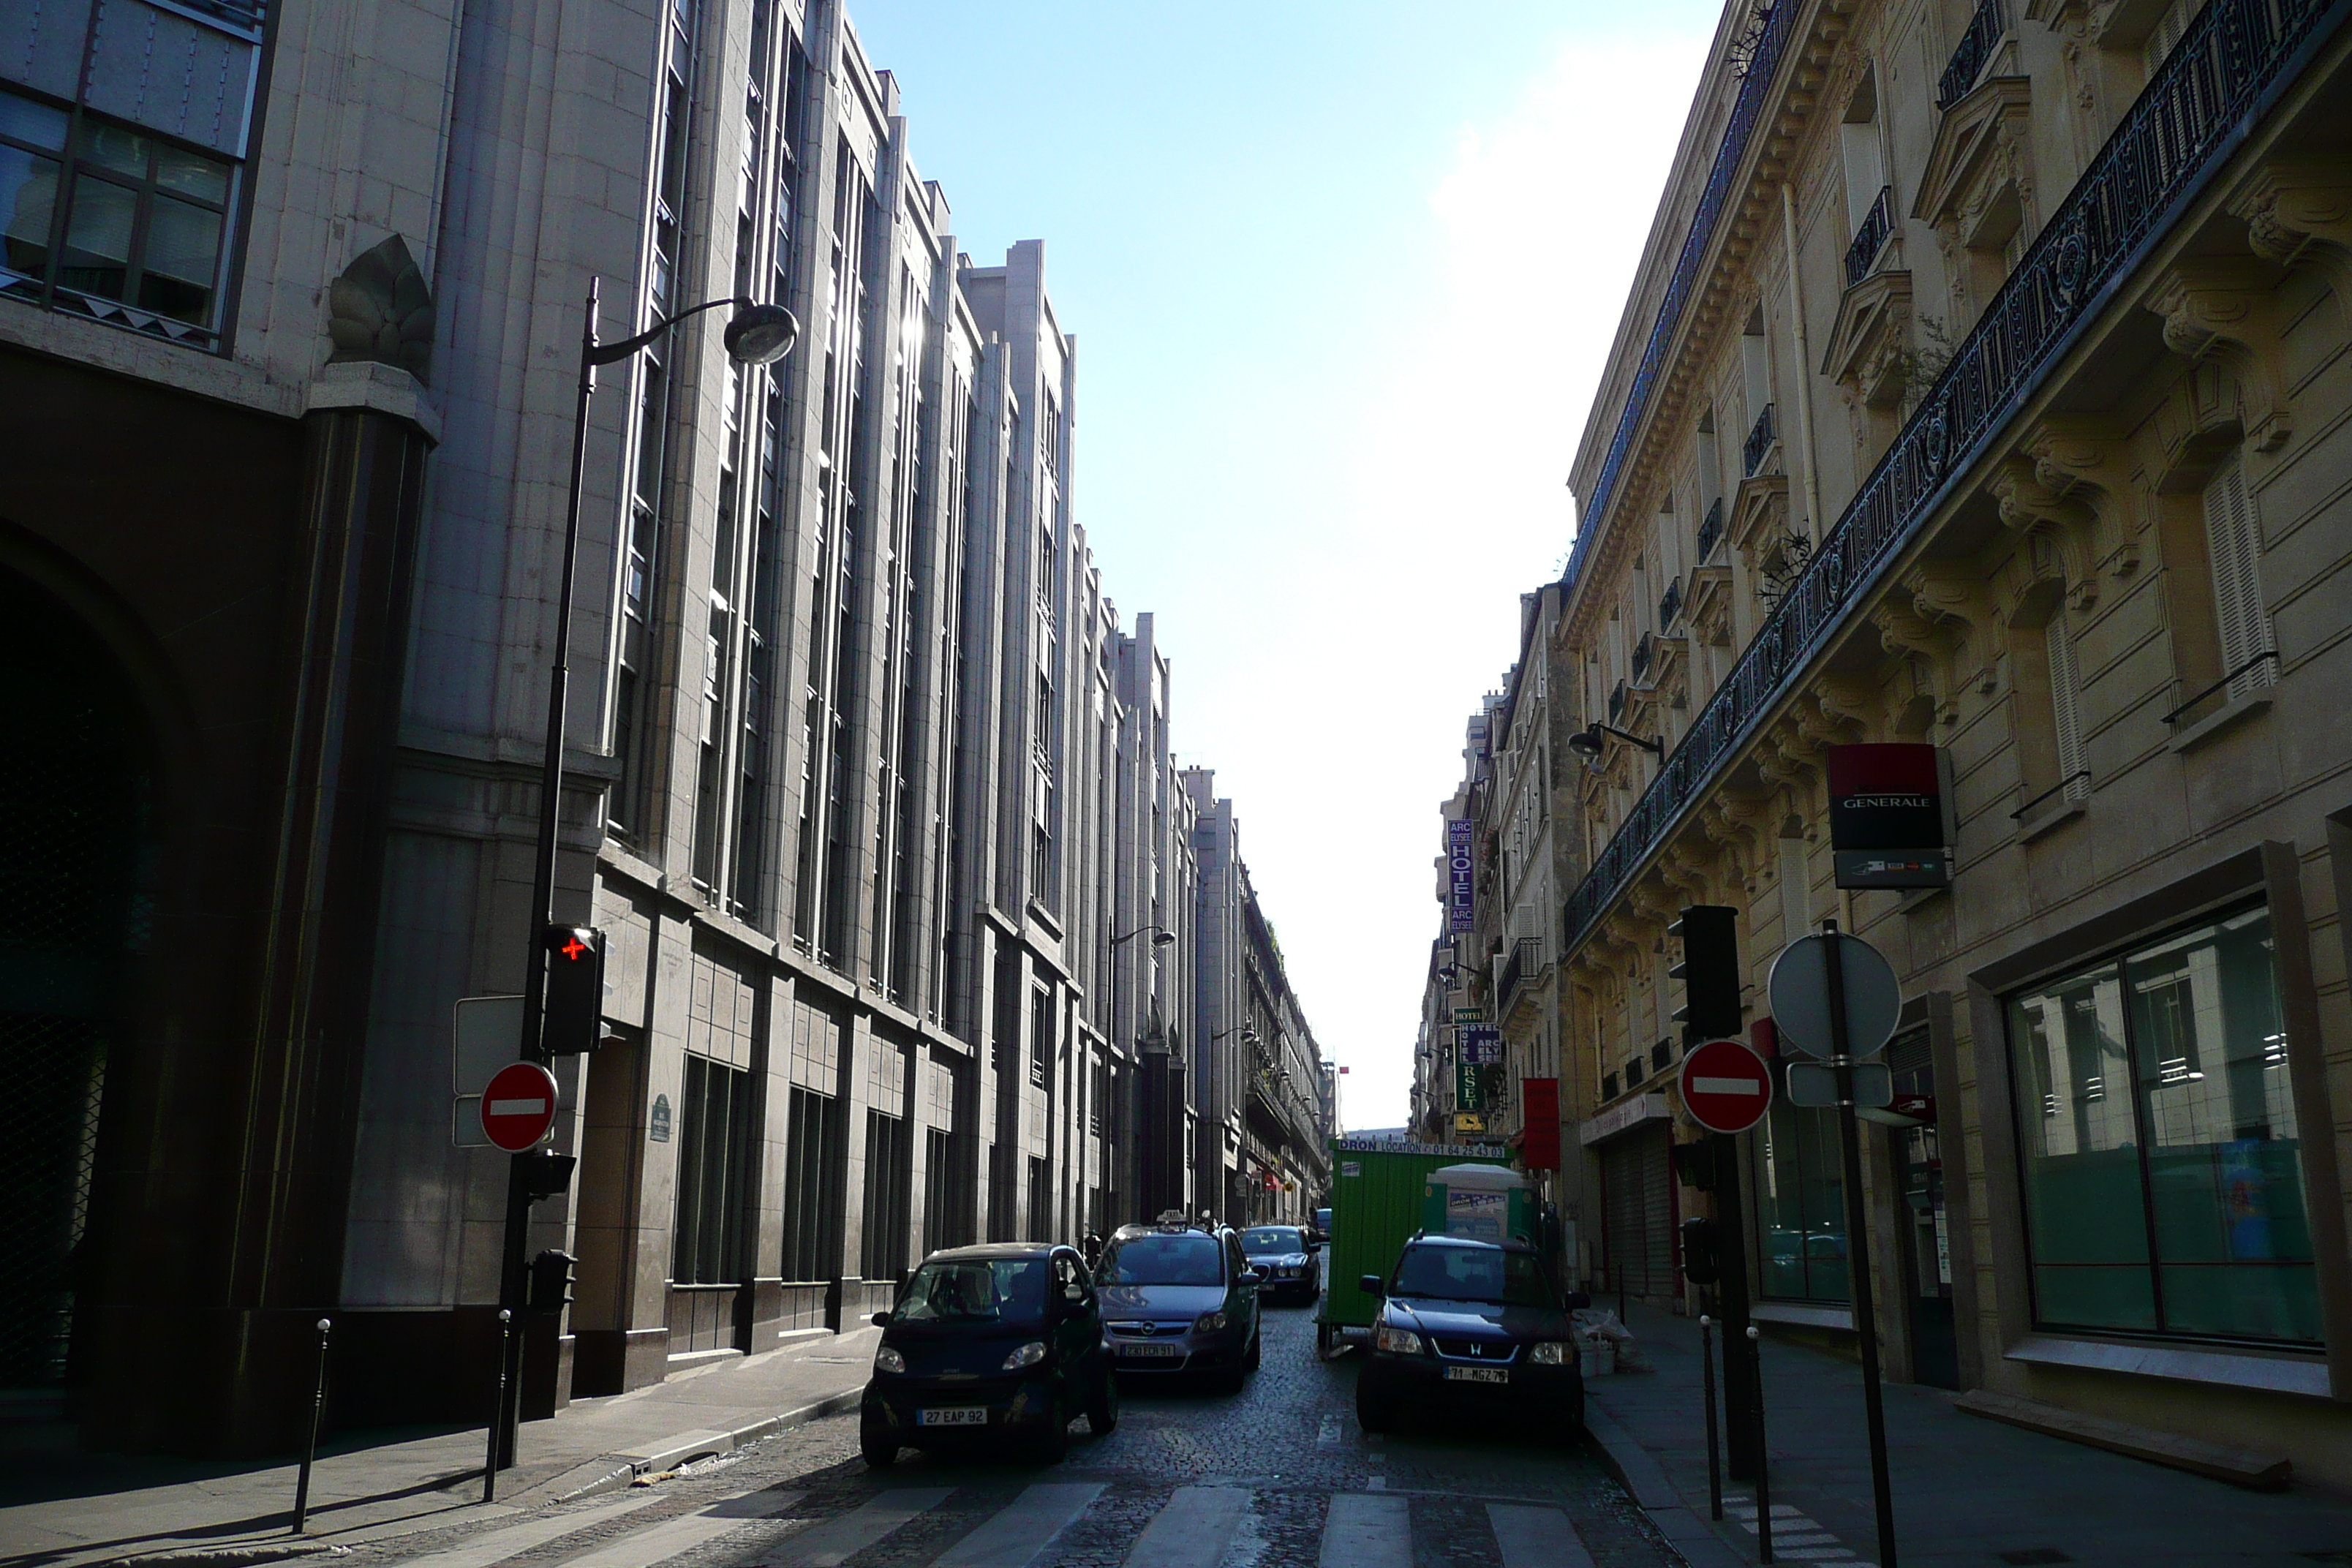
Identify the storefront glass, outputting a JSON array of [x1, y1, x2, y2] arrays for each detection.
[[2008, 905, 2320, 1344], [1754, 1088, 1847, 1303]]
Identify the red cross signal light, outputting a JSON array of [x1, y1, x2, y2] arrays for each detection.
[[540, 924, 606, 1057]]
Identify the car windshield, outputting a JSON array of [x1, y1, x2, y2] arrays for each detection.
[[1098, 1232, 1224, 1286], [1240, 1227, 1303, 1255], [1391, 1245, 1555, 1307], [1315, 1209, 1331, 1229], [894, 1258, 1049, 1325]]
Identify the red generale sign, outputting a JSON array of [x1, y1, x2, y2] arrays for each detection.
[[1826, 742, 1950, 890]]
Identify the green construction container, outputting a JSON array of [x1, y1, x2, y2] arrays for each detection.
[[1315, 1136, 1513, 1354], [1421, 1162, 1534, 1245]]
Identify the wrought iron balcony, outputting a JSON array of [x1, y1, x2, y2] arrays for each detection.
[[1696, 497, 1725, 562], [1742, 402, 1778, 475], [1499, 936, 1544, 1015], [1631, 632, 1654, 685], [1659, 576, 1684, 630], [1563, 0, 2332, 962], [1843, 185, 1895, 287], [1607, 680, 1627, 724], [1939, 0, 2005, 108]]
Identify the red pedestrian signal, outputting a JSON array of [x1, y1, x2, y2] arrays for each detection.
[[541, 924, 606, 1057]]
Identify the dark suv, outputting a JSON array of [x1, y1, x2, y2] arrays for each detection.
[[1355, 1235, 1586, 1439], [859, 1243, 1116, 1465], [1095, 1222, 1263, 1392]]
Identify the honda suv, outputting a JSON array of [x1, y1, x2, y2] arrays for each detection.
[[1095, 1221, 1263, 1392], [1355, 1235, 1587, 1439]]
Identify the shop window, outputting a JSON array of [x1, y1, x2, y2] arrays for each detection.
[[1754, 1086, 1848, 1303], [2006, 905, 2318, 1343]]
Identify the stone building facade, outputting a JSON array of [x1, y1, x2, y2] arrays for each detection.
[[0, 0, 1326, 1452], [1550, 0, 2352, 1485]]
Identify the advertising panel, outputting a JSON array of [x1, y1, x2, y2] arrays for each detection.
[[1447, 817, 1475, 932], [1827, 742, 1950, 889]]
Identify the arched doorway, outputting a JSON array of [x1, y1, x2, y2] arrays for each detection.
[[0, 565, 151, 1397]]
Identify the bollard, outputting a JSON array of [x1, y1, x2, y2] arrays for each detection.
[[483, 1308, 512, 1504], [1699, 1314, 1722, 1521], [1748, 1324, 1772, 1564], [290, 1317, 332, 1534]]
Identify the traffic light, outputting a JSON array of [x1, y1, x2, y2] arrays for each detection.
[[527, 1248, 578, 1313], [519, 1150, 576, 1202], [1681, 1215, 1722, 1286], [541, 924, 606, 1055], [1669, 905, 1742, 1044]]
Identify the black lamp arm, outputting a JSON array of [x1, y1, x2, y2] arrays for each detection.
[[1596, 723, 1665, 756], [588, 294, 752, 367]]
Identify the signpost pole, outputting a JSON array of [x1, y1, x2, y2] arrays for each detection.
[[1699, 1308, 1722, 1520], [1746, 1323, 1773, 1564], [1820, 919, 1898, 1568], [1711, 1131, 1760, 1482]]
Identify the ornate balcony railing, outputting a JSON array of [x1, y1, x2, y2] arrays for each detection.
[[1632, 631, 1655, 685], [1659, 576, 1685, 630], [1742, 402, 1778, 475], [1563, 0, 2342, 959], [1608, 680, 1627, 723], [1696, 497, 1725, 562], [1499, 936, 1543, 1015], [1939, 0, 2005, 108], [1562, 0, 1798, 589], [1843, 184, 1895, 287]]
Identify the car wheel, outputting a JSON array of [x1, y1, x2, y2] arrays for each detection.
[[1243, 1330, 1261, 1372], [861, 1434, 899, 1467], [1558, 1385, 1587, 1442], [1355, 1378, 1392, 1433], [1087, 1366, 1120, 1436]]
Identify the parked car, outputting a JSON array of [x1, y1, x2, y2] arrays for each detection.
[[1094, 1221, 1263, 1392], [1354, 1234, 1587, 1439], [1311, 1205, 1333, 1245], [859, 1243, 1117, 1466], [1240, 1224, 1321, 1305]]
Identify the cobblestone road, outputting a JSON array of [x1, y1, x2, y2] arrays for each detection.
[[344, 1305, 1684, 1568]]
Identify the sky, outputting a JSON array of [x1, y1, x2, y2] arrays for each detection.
[[845, 0, 1725, 1131]]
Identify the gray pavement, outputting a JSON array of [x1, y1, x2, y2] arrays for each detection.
[[1582, 1301, 2352, 1567], [0, 1326, 882, 1568]]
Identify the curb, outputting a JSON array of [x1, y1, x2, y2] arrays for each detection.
[[105, 1545, 351, 1568], [1583, 1401, 1745, 1568], [542, 1387, 865, 1505]]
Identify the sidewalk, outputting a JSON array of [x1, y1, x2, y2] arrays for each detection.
[[0, 1326, 880, 1568], [1581, 1303, 2352, 1567]]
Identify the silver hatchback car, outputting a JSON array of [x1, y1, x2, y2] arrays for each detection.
[[1094, 1222, 1264, 1393]]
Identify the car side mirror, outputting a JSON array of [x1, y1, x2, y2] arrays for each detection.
[[1359, 1274, 1384, 1298], [871, 1311, 893, 1327], [1243, 1265, 1267, 1284]]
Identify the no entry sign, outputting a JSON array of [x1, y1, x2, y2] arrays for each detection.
[[1678, 1038, 1773, 1135], [480, 1061, 560, 1152]]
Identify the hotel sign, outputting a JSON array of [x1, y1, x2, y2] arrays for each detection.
[[1447, 818, 1475, 932]]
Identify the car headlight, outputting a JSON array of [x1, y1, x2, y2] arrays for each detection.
[[1194, 1311, 1228, 1333], [1529, 1341, 1572, 1365], [1375, 1324, 1425, 1354], [1000, 1341, 1047, 1371], [874, 1344, 905, 1373]]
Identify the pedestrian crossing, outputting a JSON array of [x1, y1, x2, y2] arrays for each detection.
[[373, 1480, 1603, 1568], [1727, 1496, 1869, 1564]]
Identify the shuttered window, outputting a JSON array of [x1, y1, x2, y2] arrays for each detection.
[[2047, 612, 2089, 802], [2202, 456, 2275, 699]]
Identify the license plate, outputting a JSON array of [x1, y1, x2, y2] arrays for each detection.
[[1444, 1365, 1509, 1384], [1120, 1342, 1182, 1358], [918, 1406, 989, 1426]]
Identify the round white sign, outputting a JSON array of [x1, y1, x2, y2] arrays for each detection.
[[1767, 932, 1901, 1060]]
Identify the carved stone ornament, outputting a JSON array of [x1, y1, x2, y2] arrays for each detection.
[[328, 234, 436, 383], [1913, 77, 2035, 252], [1822, 268, 1915, 410], [2146, 259, 2292, 451], [2228, 159, 2352, 300]]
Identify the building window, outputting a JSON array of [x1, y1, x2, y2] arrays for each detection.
[[859, 1109, 910, 1281], [1754, 1085, 1848, 1303], [781, 1085, 841, 1281], [1030, 986, 1053, 1090], [1, 87, 235, 344], [2202, 455, 2276, 700], [2006, 905, 2318, 1343], [674, 1054, 751, 1284]]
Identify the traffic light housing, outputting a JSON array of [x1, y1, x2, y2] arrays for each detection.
[[528, 1248, 578, 1313], [1681, 1215, 1722, 1286], [1669, 905, 1742, 1044], [519, 1150, 576, 1202], [541, 924, 606, 1056]]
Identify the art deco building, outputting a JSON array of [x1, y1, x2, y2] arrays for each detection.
[[0, 0, 1320, 1452], [1555, 0, 2352, 1483]]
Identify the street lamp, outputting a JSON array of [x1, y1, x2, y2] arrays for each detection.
[[493, 279, 799, 1471], [1566, 722, 1664, 761], [1111, 924, 1177, 947]]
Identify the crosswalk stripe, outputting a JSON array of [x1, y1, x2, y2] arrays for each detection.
[[1319, 1493, 1409, 1568], [380, 1493, 667, 1568], [553, 1487, 806, 1568], [766, 1488, 954, 1567], [1122, 1486, 1249, 1568], [1485, 1503, 1595, 1568], [934, 1482, 1104, 1568]]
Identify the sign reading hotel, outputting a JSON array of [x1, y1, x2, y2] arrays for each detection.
[[1446, 818, 1475, 932], [1827, 743, 1950, 890]]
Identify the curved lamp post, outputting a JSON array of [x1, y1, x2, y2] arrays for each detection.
[[1110, 924, 1177, 948], [495, 281, 799, 1473], [1566, 722, 1664, 761]]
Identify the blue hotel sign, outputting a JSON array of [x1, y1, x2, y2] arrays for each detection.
[[1447, 818, 1474, 933]]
